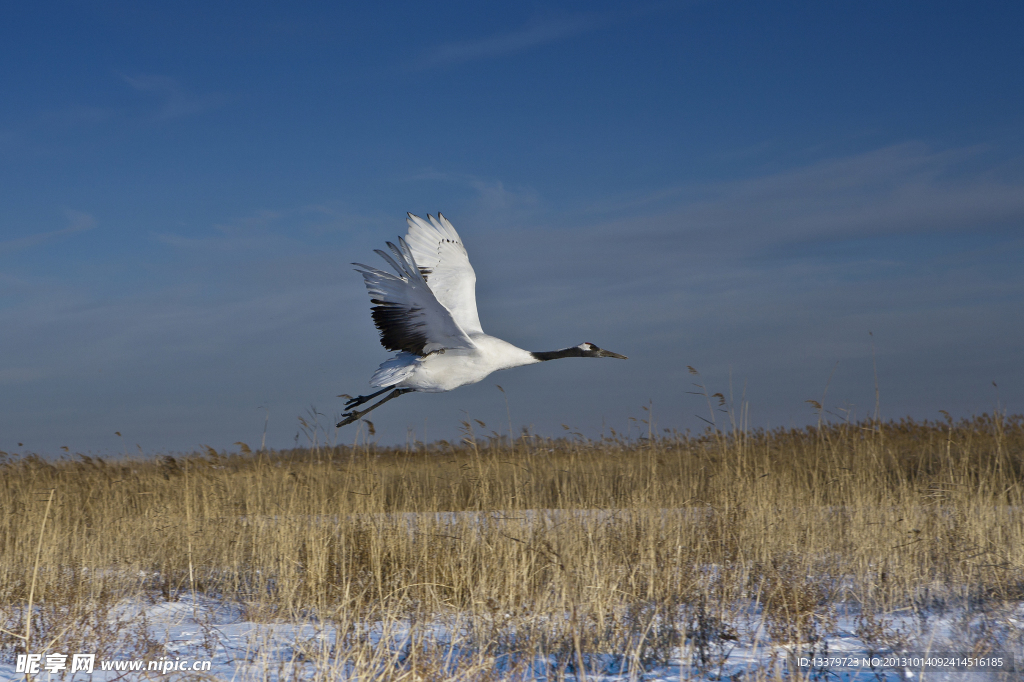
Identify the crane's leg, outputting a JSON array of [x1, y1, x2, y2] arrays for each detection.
[[336, 388, 414, 427], [343, 386, 392, 410]]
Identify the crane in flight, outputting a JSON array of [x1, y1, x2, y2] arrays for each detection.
[[337, 213, 626, 427]]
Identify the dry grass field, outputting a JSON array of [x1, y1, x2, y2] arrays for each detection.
[[1, 409, 1022, 679]]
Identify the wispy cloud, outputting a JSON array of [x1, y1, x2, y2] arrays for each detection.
[[154, 209, 291, 253], [413, 15, 601, 70], [0, 210, 96, 256], [122, 74, 226, 121], [581, 143, 1024, 254], [152, 205, 359, 254], [407, 170, 541, 226]]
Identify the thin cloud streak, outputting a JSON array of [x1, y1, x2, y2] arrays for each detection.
[[0, 210, 96, 255], [413, 15, 601, 70], [578, 143, 1024, 256], [151, 206, 370, 255], [407, 169, 541, 226]]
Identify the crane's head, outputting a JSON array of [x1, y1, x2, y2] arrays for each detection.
[[577, 342, 627, 359], [531, 342, 627, 362]]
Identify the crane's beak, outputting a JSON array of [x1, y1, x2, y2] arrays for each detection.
[[596, 348, 627, 359]]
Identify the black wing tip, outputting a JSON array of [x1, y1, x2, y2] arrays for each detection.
[[370, 302, 429, 356]]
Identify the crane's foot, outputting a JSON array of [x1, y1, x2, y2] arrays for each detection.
[[336, 388, 414, 428], [343, 386, 391, 409], [336, 410, 365, 427]]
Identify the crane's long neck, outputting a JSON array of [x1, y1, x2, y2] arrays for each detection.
[[530, 346, 589, 361]]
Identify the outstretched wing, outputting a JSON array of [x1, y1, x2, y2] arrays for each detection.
[[404, 213, 483, 334], [354, 237, 476, 356]]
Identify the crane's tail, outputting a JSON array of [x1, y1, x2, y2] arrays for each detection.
[[369, 352, 421, 388]]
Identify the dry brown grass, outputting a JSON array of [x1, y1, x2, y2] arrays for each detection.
[[1, 411, 1022, 678]]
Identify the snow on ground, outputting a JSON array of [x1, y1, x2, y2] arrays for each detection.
[[2, 595, 1020, 681]]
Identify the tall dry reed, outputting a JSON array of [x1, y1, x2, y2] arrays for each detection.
[[1, 413, 1021, 677]]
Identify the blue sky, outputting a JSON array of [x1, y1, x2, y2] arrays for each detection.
[[2, 1, 1022, 455]]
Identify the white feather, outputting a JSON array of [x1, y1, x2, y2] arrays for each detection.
[[404, 213, 483, 335]]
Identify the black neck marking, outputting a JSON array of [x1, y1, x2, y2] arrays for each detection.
[[531, 347, 587, 361]]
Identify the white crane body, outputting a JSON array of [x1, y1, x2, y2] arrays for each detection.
[[371, 337, 539, 393]]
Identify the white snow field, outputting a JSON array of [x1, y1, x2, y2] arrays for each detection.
[[3, 588, 1020, 681]]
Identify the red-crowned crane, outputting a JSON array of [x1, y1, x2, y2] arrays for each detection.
[[337, 213, 626, 427]]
